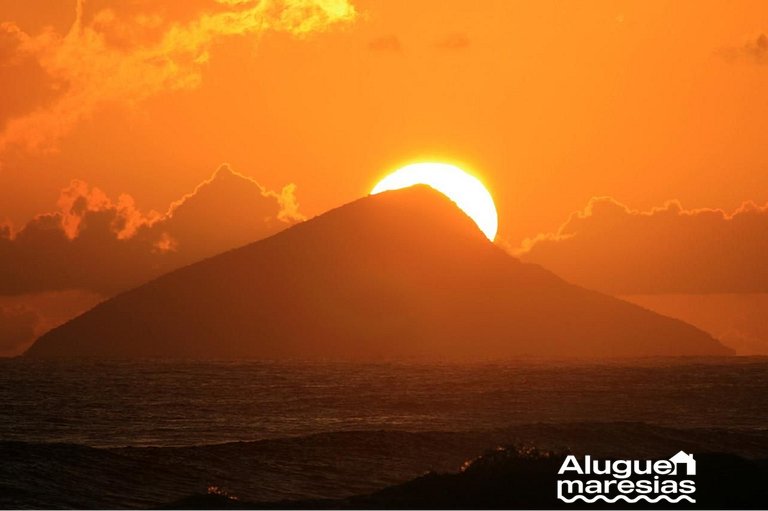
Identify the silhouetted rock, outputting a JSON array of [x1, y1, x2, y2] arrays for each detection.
[[166, 448, 768, 509], [26, 186, 730, 359]]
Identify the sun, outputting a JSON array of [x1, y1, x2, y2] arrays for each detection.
[[371, 162, 498, 241]]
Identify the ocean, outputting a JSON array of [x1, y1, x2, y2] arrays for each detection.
[[1, 357, 767, 508]]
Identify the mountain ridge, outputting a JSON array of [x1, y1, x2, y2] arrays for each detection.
[[26, 185, 731, 359]]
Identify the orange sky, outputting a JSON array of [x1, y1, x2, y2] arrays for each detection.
[[2, 0, 768, 246], [3, 0, 768, 358]]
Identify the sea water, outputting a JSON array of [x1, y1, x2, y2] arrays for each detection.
[[1, 357, 767, 507]]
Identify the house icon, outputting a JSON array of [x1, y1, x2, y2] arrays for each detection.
[[669, 451, 696, 476]]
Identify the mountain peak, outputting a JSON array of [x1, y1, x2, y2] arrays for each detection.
[[311, 184, 489, 247]]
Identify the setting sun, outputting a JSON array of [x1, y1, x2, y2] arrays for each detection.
[[370, 163, 498, 241]]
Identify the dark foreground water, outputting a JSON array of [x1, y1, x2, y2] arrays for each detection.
[[1, 358, 767, 508]]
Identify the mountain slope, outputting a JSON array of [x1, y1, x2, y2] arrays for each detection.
[[26, 186, 731, 359]]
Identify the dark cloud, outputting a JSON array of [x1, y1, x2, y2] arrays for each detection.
[[434, 33, 470, 51], [0, 165, 302, 295], [519, 197, 768, 294], [368, 35, 402, 53], [720, 33, 768, 64], [0, 305, 38, 356]]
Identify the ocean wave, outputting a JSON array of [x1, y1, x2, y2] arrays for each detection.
[[2, 423, 768, 509], [166, 444, 768, 509]]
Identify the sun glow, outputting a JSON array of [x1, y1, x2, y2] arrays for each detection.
[[371, 162, 498, 241]]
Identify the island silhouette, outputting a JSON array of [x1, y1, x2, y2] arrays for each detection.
[[26, 186, 730, 359]]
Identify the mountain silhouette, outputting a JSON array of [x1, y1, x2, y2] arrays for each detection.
[[26, 186, 731, 359]]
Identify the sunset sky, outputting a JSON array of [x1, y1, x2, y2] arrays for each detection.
[[2, 0, 768, 241], [2, 0, 768, 355]]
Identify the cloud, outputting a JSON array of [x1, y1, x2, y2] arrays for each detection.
[[0, 24, 68, 130], [55, 179, 155, 239], [0, 164, 303, 295], [148, 164, 305, 259], [368, 35, 401, 53], [518, 197, 768, 294], [434, 32, 470, 51], [719, 33, 768, 65], [0, 0, 356, 153], [0, 305, 39, 357]]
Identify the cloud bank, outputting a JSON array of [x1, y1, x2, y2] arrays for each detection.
[[0, 0, 355, 153], [519, 197, 768, 294], [0, 164, 303, 295]]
